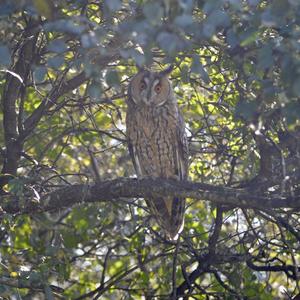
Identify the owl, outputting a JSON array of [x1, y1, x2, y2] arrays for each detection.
[[126, 66, 189, 240]]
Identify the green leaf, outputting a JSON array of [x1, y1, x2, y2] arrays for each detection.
[[34, 66, 47, 83], [174, 14, 194, 28], [0, 44, 11, 67], [283, 101, 300, 125], [44, 284, 55, 300], [226, 29, 239, 48], [105, 0, 122, 12], [178, 0, 194, 12], [157, 32, 183, 54], [44, 20, 85, 35], [47, 40, 67, 53], [143, 2, 163, 24], [249, 0, 260, 5], [105, 70, 120, 87], [0, 285, 8, 294], [0, 3, 15, 15], [228, 0, 243, 10], [81, 33, 97, 48], [203, 0, 221, 14], [7, 178, 24, 197], [240, 28, 259, 46], [257, 45, 273, 70], [45, 245, 59, 256], [191, 55, 210, 84], [203, 9, 230, 37], [29, 271, 42, 285], [32, 0, 53, 19], [62, 232, 79, 248], [235, 100, 257, 120], [47, 56, 65, 69], [120, 48, 145, 67], [261, 9, 278, 27], [88, 82, 102, 100]]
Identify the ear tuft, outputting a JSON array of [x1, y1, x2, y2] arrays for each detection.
[[158, 65, 173, 77]]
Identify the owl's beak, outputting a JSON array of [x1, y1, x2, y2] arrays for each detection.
[[142, 96, 153, 106], [141, 89, 153, 105], [142, 97, 148, 105]]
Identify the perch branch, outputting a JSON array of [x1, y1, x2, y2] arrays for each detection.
[[1, 177, 300, 214]]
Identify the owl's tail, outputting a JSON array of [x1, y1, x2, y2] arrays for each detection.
[[146, 197, 185, 241]]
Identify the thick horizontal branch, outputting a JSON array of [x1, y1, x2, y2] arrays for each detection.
[[2, 177, 300, 214], [247, 260, 300, 280], [0, 276, 64, 294]]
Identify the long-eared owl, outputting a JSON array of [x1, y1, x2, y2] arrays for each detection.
[[126, 66, 189, 240]]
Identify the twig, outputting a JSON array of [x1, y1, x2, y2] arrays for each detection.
[[171, 238, 181, 299]]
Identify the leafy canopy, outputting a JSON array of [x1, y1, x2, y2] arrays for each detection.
[[0, 0, 300, 299]]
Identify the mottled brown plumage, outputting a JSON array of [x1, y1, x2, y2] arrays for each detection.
[[126, 67, 189, 240]]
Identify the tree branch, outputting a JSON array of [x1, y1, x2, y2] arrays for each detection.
[[22, 71, 87, 138], [247, 260, 300, 280], [22, 52, 120, 139], [0, 276, 64, 294], [1, 19, 40, 179], [2, 177, 300, 214]]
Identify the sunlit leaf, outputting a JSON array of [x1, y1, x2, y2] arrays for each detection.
[[32, 0, 53, 19]]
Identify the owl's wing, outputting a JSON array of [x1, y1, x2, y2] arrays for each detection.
[[151, 109, 187, 240], [127, 138, 143, 177], [175, 111, 189, 180], [126, 101, 143, 177]]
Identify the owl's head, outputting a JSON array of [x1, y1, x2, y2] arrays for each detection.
[[128, 66, 174, 107]]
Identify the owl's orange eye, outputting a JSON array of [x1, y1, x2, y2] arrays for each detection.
[[155, 84, 162, 93], [140, 82, 146, 90]]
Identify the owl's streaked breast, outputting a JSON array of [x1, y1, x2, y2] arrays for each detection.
[[131, 104, 179, 178], [126, 67, 188, 240]]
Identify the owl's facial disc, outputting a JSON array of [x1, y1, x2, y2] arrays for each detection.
[[131, 71, 169, 106], [141, 78, 160, 105], [140, 76, 152, 105]]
